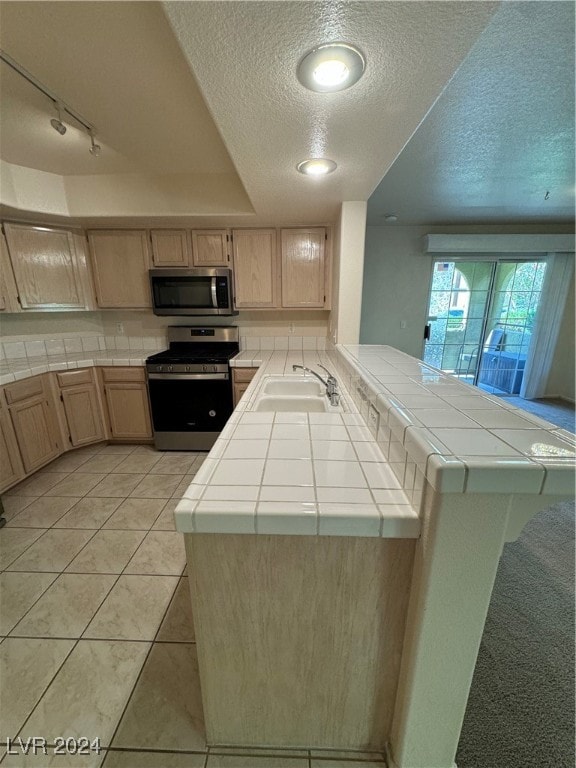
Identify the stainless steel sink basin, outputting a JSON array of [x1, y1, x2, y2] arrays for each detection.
[[254, 395, 328, 412], [261, 376, 324, 397]]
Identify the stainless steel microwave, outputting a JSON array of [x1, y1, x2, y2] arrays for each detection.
[[149, 268, 237, 316]]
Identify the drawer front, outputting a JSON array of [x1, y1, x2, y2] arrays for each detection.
[[101, 366, 146, 383], [232, 367, 258, 384], [57, 368, 94, 388], [4, 375, 46, 404]]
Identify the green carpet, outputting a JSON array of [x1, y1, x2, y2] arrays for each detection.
[[456, 499, 575, 767]]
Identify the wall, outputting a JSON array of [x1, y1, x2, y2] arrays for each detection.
[[360, 223, 575, 398]]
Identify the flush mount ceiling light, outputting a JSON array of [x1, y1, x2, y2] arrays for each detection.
[[297, 158, 337, 176], [297, 42, 366, 93]]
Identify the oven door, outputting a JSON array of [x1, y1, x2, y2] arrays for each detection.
[[147, 374, 233, 450]]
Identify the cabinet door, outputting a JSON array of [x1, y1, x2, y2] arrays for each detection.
[[61, 384, 105, 447], [0, 403, 25, 493], [281, 228, 326, 308], [0, 232, 20, 313], [104, 382, 152, 440], [3, 223, 85, 309], [192, 230, 229, 267], [151, 230, 191, 267], [9, 395, 61, 474], [232, 229, 278, 308], [88, 230, 151, 308]]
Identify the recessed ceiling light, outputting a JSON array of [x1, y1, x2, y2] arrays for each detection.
[[297, 43, 366, 93], [297, 158, 337, 176]]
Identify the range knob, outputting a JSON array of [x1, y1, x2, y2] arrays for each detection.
[[202, 365, 208, 372], [185, 365, 191, 372], [157, 365, 163, 372], [167, 365, 173, 373], [212, 365, 218, 372]]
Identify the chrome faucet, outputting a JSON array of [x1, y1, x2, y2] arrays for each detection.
[[292, 364, 340, 406]]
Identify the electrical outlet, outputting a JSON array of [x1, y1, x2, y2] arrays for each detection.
[[116, 323, 124, 334], [288, 322, 295, 334], [400, 320, 407, 329]]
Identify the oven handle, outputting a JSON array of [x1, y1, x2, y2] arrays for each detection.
[[147, 373, 229, 381], [211, 277, 218, 309]]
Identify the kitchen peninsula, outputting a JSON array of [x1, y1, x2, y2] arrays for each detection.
[[175, 344, 575, 768]]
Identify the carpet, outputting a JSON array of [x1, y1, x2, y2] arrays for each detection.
[[456, 498, 575, 768]]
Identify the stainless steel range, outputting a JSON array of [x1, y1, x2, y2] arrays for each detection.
[[145, 326, 239, 451]]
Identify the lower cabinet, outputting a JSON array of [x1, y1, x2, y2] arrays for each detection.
[[101, 367, 153, 440], [4, 375, 62, 474], [57, 369, 105, 447], [232, 367, 258, 407], [0, 399, 25, 493]]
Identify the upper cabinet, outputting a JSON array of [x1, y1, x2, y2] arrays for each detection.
[[3, 223, 88, 310], [232, 229, 278, 308], [192, 230, 230, 267], [0, 231, 20, 312], [150, 230, 191, 267], [281, 228, 327, 308], [88, 230, 152, 308]]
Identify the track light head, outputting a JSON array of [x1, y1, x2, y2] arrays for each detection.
[[50, 117, 67, 135], [88, 130, 101, 157]]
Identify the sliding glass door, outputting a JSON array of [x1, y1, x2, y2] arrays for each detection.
[[423, 258, 547, 395]]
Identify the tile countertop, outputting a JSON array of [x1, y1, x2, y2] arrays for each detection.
[[176, 345, 575, 539], [0, 350, 157, 383]]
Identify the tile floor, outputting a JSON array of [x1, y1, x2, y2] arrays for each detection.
[[0, 442, 387, 768]]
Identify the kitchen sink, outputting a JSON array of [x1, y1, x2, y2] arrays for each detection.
[[261, 376, 324, 397], [254, 395, 329, 412]]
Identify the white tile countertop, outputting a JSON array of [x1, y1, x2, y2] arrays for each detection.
[[175, 345, 575, 539], [0, 350, 157, 384]]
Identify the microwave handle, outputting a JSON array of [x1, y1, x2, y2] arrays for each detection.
[[210, 277, 218, 309]]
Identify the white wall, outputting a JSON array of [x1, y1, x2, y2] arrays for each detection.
[[360, 223, 575, 398], [332, 201, 367, 345]]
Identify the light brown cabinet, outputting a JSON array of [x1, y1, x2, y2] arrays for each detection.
[[4, 375, 62, 474], [0, 398, 25, 493], [150, 230, 191, 267], [0, 232, 20, 313], [232, 229, 278, 308], [281, 228, 327, 308], [192, 230, 230, 267], [232, 367, 258, 407], [88, 230, 152, 308], [57, 369, 105, 447], [3, 223, 87, 310], [100, 367, 152, 441]]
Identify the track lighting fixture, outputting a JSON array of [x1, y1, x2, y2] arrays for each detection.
[[88, 130, 101, 157], [50, 102, 67, 136]]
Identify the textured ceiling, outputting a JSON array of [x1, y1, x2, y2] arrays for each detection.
[[5, 1, 574, 226], [367, 1, 576, 226]]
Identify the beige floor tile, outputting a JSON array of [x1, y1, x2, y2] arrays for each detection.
[[96, 444, 137, 455], [77, 454, 128, 474], [171, 477, 194, 498], [6, 473, 70, 497], [151, 454, 198, 474], [211, 750, 309, 758], [7, 497, 80, 528], [130, 474, 184, 499], [45, 474, 106, 498], [102, 752, 205, 768], [41, 451, 94, 473], [2, 748, 105, 767], [84, 575, 178, 640], [310, 762, 385, 767], [66, 530, 146, 574], [124, 532, 186, 575], [0, 637, 74, 736], [310, 751, 385, 760], [0, 496, 37, 520], [207, 757, 308, 767], [112, 643, 205, 751], [131, 445, 162, 455], [8, 529, 95, 572], [102, 498, 166, 530], [12, 573, 117, 638], [87, 474, 146, 498], [113, 454, 163, 474], [53, 498, 123, 529], [0, 528, 46, 570], [156, 578, 195, 642], [20, 640, 150, 747], [0, 572, 58, 635], [152, 499, 177, 530]]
